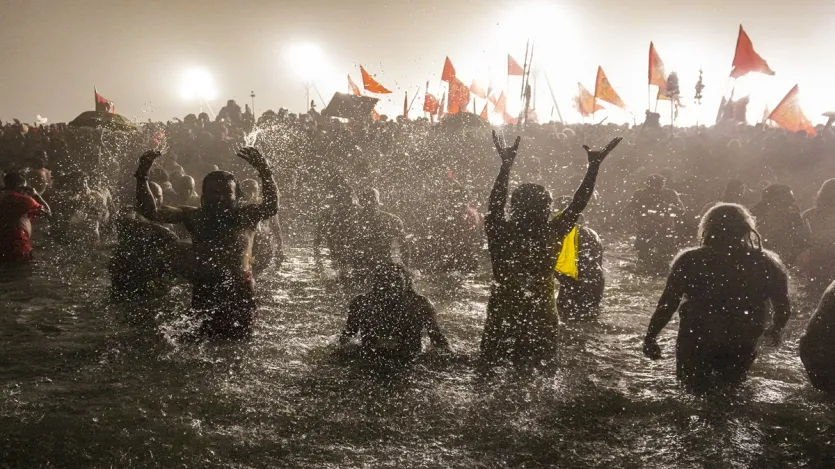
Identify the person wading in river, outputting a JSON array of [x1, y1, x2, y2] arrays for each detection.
[[480, 131, 622, 364], [0, 172, 50, 263], [135, 147, 278, 339], [643, 203, 792, 392]]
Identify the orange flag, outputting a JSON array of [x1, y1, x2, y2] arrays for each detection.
[[594, 67, 626, 109], [448, 77, 471, 114], [423, 82, 440, 115], [437, 93, 446, 118], [470, 79, 487, 99], [503, 111, 518, 125], [769, 85, 816, 136], [494, 91, 507, 114], [575, 83, 603, 117], [441, 57, 456, 82], [480, 103, 489, 120], [730, 25, 775, 78], [360, 65, 392, 94], [648, 42, 667, 91], [347, 74, 361, 96], [508, 54, 524, 76]]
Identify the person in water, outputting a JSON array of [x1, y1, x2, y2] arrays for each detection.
[[314, 179, 361, 274], [750, 184, 810, 266], [799, 279, 835, 394], [799, 179, 835, 284], [480, 131, 622, 364], [135, 147, 278, 339], [353, 188, 409, 275], [240, 178, 284, 275], [339, 262, 449, 362], [629, 174, 685, 271], [643, 203, 792, 392], [552, 196, 605, 321], [109, 182, 184, 301], [0, 172, 50, 263], [49, 171, 108, 245]]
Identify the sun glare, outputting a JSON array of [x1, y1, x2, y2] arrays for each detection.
[[180, 68, 217, 101], [285, 43, 329, 82]]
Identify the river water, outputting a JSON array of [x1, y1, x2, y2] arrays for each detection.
[[1, 241, 833, 468]]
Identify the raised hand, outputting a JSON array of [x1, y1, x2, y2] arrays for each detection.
[[643, 336, 662, 360], [582, 136, 623, 166], [135, 150, 161, 177], [237, 147, 270, 171], [492, 130, 521, 166]]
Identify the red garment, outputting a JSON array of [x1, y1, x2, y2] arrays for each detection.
[[0, 192, 42, 262]]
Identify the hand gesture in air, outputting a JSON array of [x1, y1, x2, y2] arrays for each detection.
[[582, 137, 623, 166], [237, 147, 270, 172], [492, 130, 521, 166]]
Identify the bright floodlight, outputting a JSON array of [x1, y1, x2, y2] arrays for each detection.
[[285, 43, 328, 81], [180, 68, 217, 101]]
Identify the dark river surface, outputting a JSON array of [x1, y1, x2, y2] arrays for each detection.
[[1, 241, 833, 468]]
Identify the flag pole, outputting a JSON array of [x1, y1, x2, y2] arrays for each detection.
[[544, 72, 564, 124], [408, 85, 420, 113]]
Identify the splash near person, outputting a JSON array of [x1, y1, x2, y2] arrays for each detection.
[[0, 172, 50, 263], [134, 147, 278, 340], [480, 130, 621, 364], [643, 203, 792, 393]]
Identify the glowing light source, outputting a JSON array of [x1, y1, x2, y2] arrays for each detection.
[[180, 68, 217, 101], [284, 43, 329, 81]]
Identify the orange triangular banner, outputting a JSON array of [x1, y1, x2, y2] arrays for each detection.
[[480, 102, 489, 120], [494, 91, 507, 114], [441, 57, 456, 82], [648, 42, 667, 91], [730, 25, 775, 78], [360, 65, 392, 94], [470, 79, 487, 99], [575, 83, 603, 117], [768, 85, 815, 136], [508, 54, 524, 76], [594, 67, 626, 109], [347, 74, 361, 96]]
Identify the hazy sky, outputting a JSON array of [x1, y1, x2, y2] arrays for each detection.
[[2, 0, 834, 124]]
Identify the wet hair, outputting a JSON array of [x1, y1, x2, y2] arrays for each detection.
[[4, 171, 26, 189], [645, 174, 666, 191], [359, 188, 381, 208], [372, 262, 413, 292], [815, 179, 835, 211], [699, 203, 762, 251], [510, 183, 552, 222], [202, 170, 243, 200]]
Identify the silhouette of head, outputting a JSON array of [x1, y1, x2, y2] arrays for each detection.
[[359, 188, 381, 210], [172, 175, 195, 198], [723, 179, 745, 203], [240, 179, 261, 204], [816, 179, 835, 211], [4, 172, 26, 190], [759, 184, 797, 210], [201, 171, 240, 210], [699, 203, 761, 250], [372, 262, 412, 294], [645, 174, 666, 191], [510, 183, 552, 226]]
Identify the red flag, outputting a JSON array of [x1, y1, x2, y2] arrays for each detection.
[[730, 25, 775, 78], [769, 85, 816, 136], [594, 67, 626, 109], [448, 78, 471, 114], [347, 74, 361, 96], [470, 79, 487, 99], [508, 54, 524, 76], [502, 112, 518, 125], [437, 93, 446, 118], [95, 87, 115, 113], [403, 92, 408, 118], [575, 83, 603, 117], [494, 91, 507, 114], [360, 66, 392, 94], [648, 42, 667, 91], [423, 91, 440, 114], [480, 103, 489, 120], [441, 57, 456, 82]]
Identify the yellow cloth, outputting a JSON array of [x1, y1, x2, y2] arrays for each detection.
[[555, 225, 579, 279]]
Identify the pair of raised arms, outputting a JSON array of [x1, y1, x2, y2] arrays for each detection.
[[491, 130, 623, 166], [136, 147, 269, 176]]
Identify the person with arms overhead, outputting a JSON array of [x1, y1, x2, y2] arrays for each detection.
[[480, 131, 621, 364], [134, 147, 278, 339]]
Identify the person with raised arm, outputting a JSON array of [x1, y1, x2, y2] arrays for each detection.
[[134, 147, 278, 339], [480, 130, 622, 364]]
